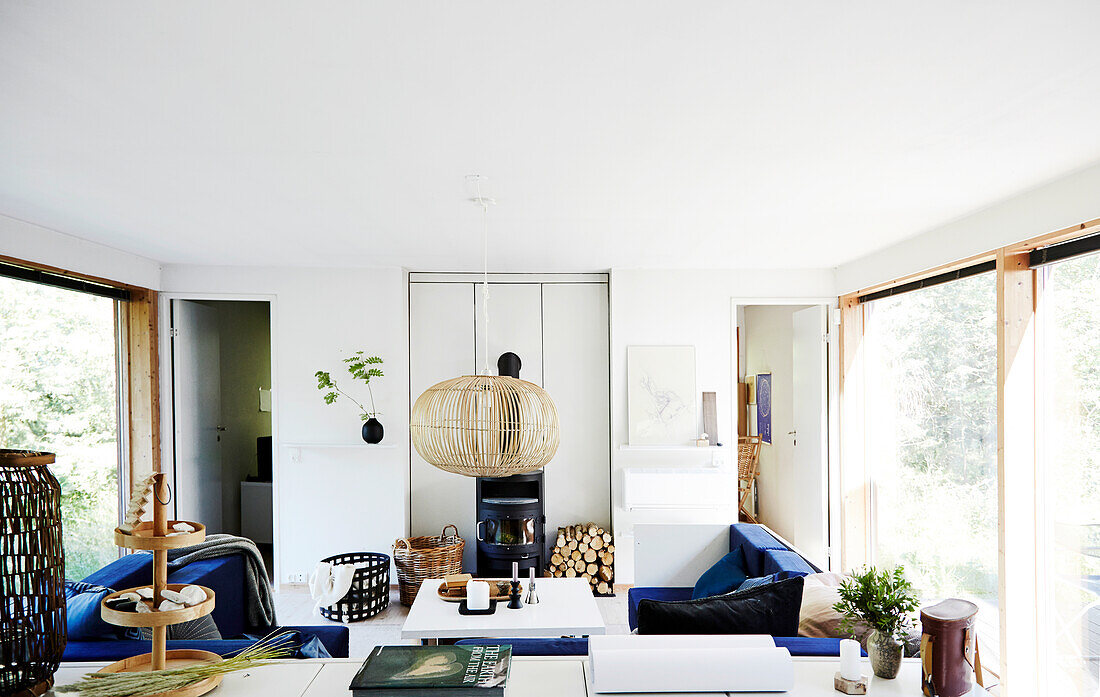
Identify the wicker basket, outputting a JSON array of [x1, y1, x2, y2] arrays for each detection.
[[317, 552, 390, 623], [393, 525, 465, 606]]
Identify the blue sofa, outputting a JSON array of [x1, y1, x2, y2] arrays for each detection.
[[63, 552, 349, 660], [627, 523, 819, 632], [459, 525, 848, 659]]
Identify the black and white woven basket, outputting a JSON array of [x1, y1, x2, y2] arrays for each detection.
[[318, 552, 390, 623]]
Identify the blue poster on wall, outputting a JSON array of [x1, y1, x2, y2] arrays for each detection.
[[756, 373, 772, 444]]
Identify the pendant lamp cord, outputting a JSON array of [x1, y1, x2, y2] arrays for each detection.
[[476, 176, 491, 376]]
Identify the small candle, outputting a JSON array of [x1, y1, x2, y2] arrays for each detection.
[[512, 561, 519, 582], [466, 580, 490, 610], [840, 638, 861, 680]]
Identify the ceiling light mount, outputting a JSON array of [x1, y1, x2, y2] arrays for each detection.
[[465, 174, 496, 208]]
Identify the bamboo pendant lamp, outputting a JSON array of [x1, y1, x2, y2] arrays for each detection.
[[410, 176, 560, 477], [411, 374, 559, 477]]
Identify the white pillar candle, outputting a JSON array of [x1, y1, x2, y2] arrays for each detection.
[[512, 561, 519, 582], [466, 580, 491, 610], [839, 638, 861, 680]]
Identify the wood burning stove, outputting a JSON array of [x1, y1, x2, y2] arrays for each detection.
[[475, 471, 545, 576], [474, 351, 547, 576]]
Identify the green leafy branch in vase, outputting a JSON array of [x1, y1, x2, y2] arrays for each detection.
[[315, 351, 384, 421], [833, 565, 919, 644]]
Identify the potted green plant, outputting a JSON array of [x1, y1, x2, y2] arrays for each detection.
[[833, 566, 919, 679], [315, 351, 385, 443]]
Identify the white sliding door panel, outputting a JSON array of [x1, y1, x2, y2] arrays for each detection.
[[791, 305, 829, 567], [171, 300, 224, 532], [474, 284, 544, 385], [409, 282, 477, 571], [542, 284, 611, 533]]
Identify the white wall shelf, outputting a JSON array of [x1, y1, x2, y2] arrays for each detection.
[[619, 445, 724, 451], [281, 442, 396, 463], [281, 442, 396, 449]]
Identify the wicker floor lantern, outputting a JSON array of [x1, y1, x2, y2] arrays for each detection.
[[410, 176, 560, 478], [0, 450, 65, 697]]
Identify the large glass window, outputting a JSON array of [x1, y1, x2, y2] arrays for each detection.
[[0, 275, 123, 580], [862, 271, 1000, 658], [1038, 249, 1100, 695]]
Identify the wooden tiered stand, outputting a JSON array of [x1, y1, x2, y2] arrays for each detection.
[[98, 473, 223, 697]]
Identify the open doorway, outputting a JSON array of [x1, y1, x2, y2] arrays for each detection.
[[167, 299, 275, 580], [734, 302, 830, 568]]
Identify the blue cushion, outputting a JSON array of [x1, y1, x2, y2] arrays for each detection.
[[692, 549, 748, 599], [81, 553, 153, 591], [64, 581, 117, 640], [168, 555, 247, 636], [82, 551, 254, 638], [456, 638, 588, 656], [730, 524, 787, 577], [627, 587, 693, 631], [278, 625, 350, 659], [738, 573, 789, 591], [762, 549, 815, 578]]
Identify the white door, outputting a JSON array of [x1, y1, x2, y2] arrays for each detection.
[[473, 284, 544, 384], [409, 282, 477, 570], [542, 283, 611, 534], [791, 305, 828, 566], [171, 300, 224, 532]]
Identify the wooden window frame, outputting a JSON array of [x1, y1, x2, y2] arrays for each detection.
[[838, 216, 1100, 696], [0, 254, 160, 489]]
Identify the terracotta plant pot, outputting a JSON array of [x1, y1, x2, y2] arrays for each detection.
[[868, 629, 903, 679]]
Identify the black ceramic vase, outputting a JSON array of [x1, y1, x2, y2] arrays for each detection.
[[362, 418, 384, 444]]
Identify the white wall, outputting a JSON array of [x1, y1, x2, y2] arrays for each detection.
[[157, 264, 838, 585], [836, 161, 1100, 293], [610, 268, 836, 583], [0, 214, 162, 289], [161, 265, 408, 583]]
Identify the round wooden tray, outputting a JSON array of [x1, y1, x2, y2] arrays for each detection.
[[437, 578, 522, 603], [100, 584, 215, 627], [98, 649, 223, 697], [115, 521, 206, 550]]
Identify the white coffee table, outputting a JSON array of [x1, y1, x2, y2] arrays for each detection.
[[400, 577, 607, 641]]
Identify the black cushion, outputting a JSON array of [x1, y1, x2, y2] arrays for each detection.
[[636, 575, 804, 636]]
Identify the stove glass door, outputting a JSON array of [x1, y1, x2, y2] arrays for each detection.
[[483, 517, 537, 546]]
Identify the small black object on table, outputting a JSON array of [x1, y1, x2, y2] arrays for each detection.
[[507, 562, 524, 609]]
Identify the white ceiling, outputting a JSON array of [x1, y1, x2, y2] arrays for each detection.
[[2, 1, 1100, 271]]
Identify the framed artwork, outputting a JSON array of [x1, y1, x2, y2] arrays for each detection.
[[627, 346, 697, 445], [756, 373, 772, 444]]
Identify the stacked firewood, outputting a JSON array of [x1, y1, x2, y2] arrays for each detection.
[[547, 522, 615, 596]]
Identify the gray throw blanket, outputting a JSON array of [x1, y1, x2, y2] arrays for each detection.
[[166, 534, 276, 629]]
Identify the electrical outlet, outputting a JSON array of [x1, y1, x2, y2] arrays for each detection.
[[288, 572, 306, 583]]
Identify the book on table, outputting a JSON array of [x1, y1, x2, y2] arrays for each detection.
[[349, 645, 512, 697]]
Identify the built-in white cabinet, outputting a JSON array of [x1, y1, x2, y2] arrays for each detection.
[[409, 281, 478, 569], [409, 274, 610, 572], [474, 283, 544, 384], [541, 283, 611, 535]]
